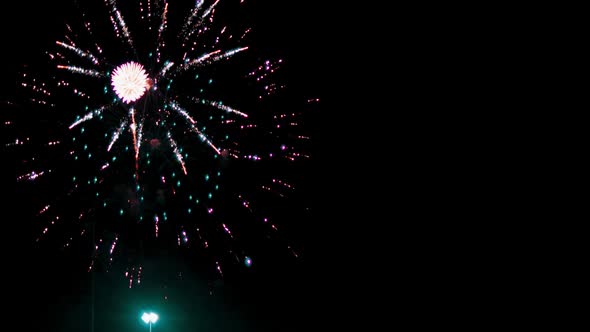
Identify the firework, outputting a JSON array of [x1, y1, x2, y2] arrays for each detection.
[[10, 0, 315, 288], [110, 62, 151, 103]]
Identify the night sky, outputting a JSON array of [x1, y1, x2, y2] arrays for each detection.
[[1, 1, 327, 331]]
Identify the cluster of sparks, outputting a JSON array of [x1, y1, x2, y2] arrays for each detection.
[[248, 59, 286, 99], [9, 0, 315, 289]]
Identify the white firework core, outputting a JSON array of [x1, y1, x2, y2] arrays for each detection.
[[111, 62, 150, 103]]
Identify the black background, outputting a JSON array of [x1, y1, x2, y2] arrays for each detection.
[[1, 1, 333, 331]]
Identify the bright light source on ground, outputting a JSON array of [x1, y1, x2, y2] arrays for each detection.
[[142, 312, 159, 324]]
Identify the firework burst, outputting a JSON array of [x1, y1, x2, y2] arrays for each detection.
[[7, 0, 316, 288], [110, 62, 151, 103]]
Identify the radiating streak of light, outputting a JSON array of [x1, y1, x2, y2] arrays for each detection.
[[107, 119, 128, 151], [17, 170, 48, 182], [167, 132, 187, 175], [57, 65, 103, 77], [192, 97, 248, 117], [106, 0, 135, 49], [221, 223, 234, 239], [168, 101, 221, 154], [155, 1, 169, 64], [38, 205, 51, 215], [216, 261, 223, 278], [157, 61, 174, 78], [69, 105, 109, 129], [56, 41, 100, 65]]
